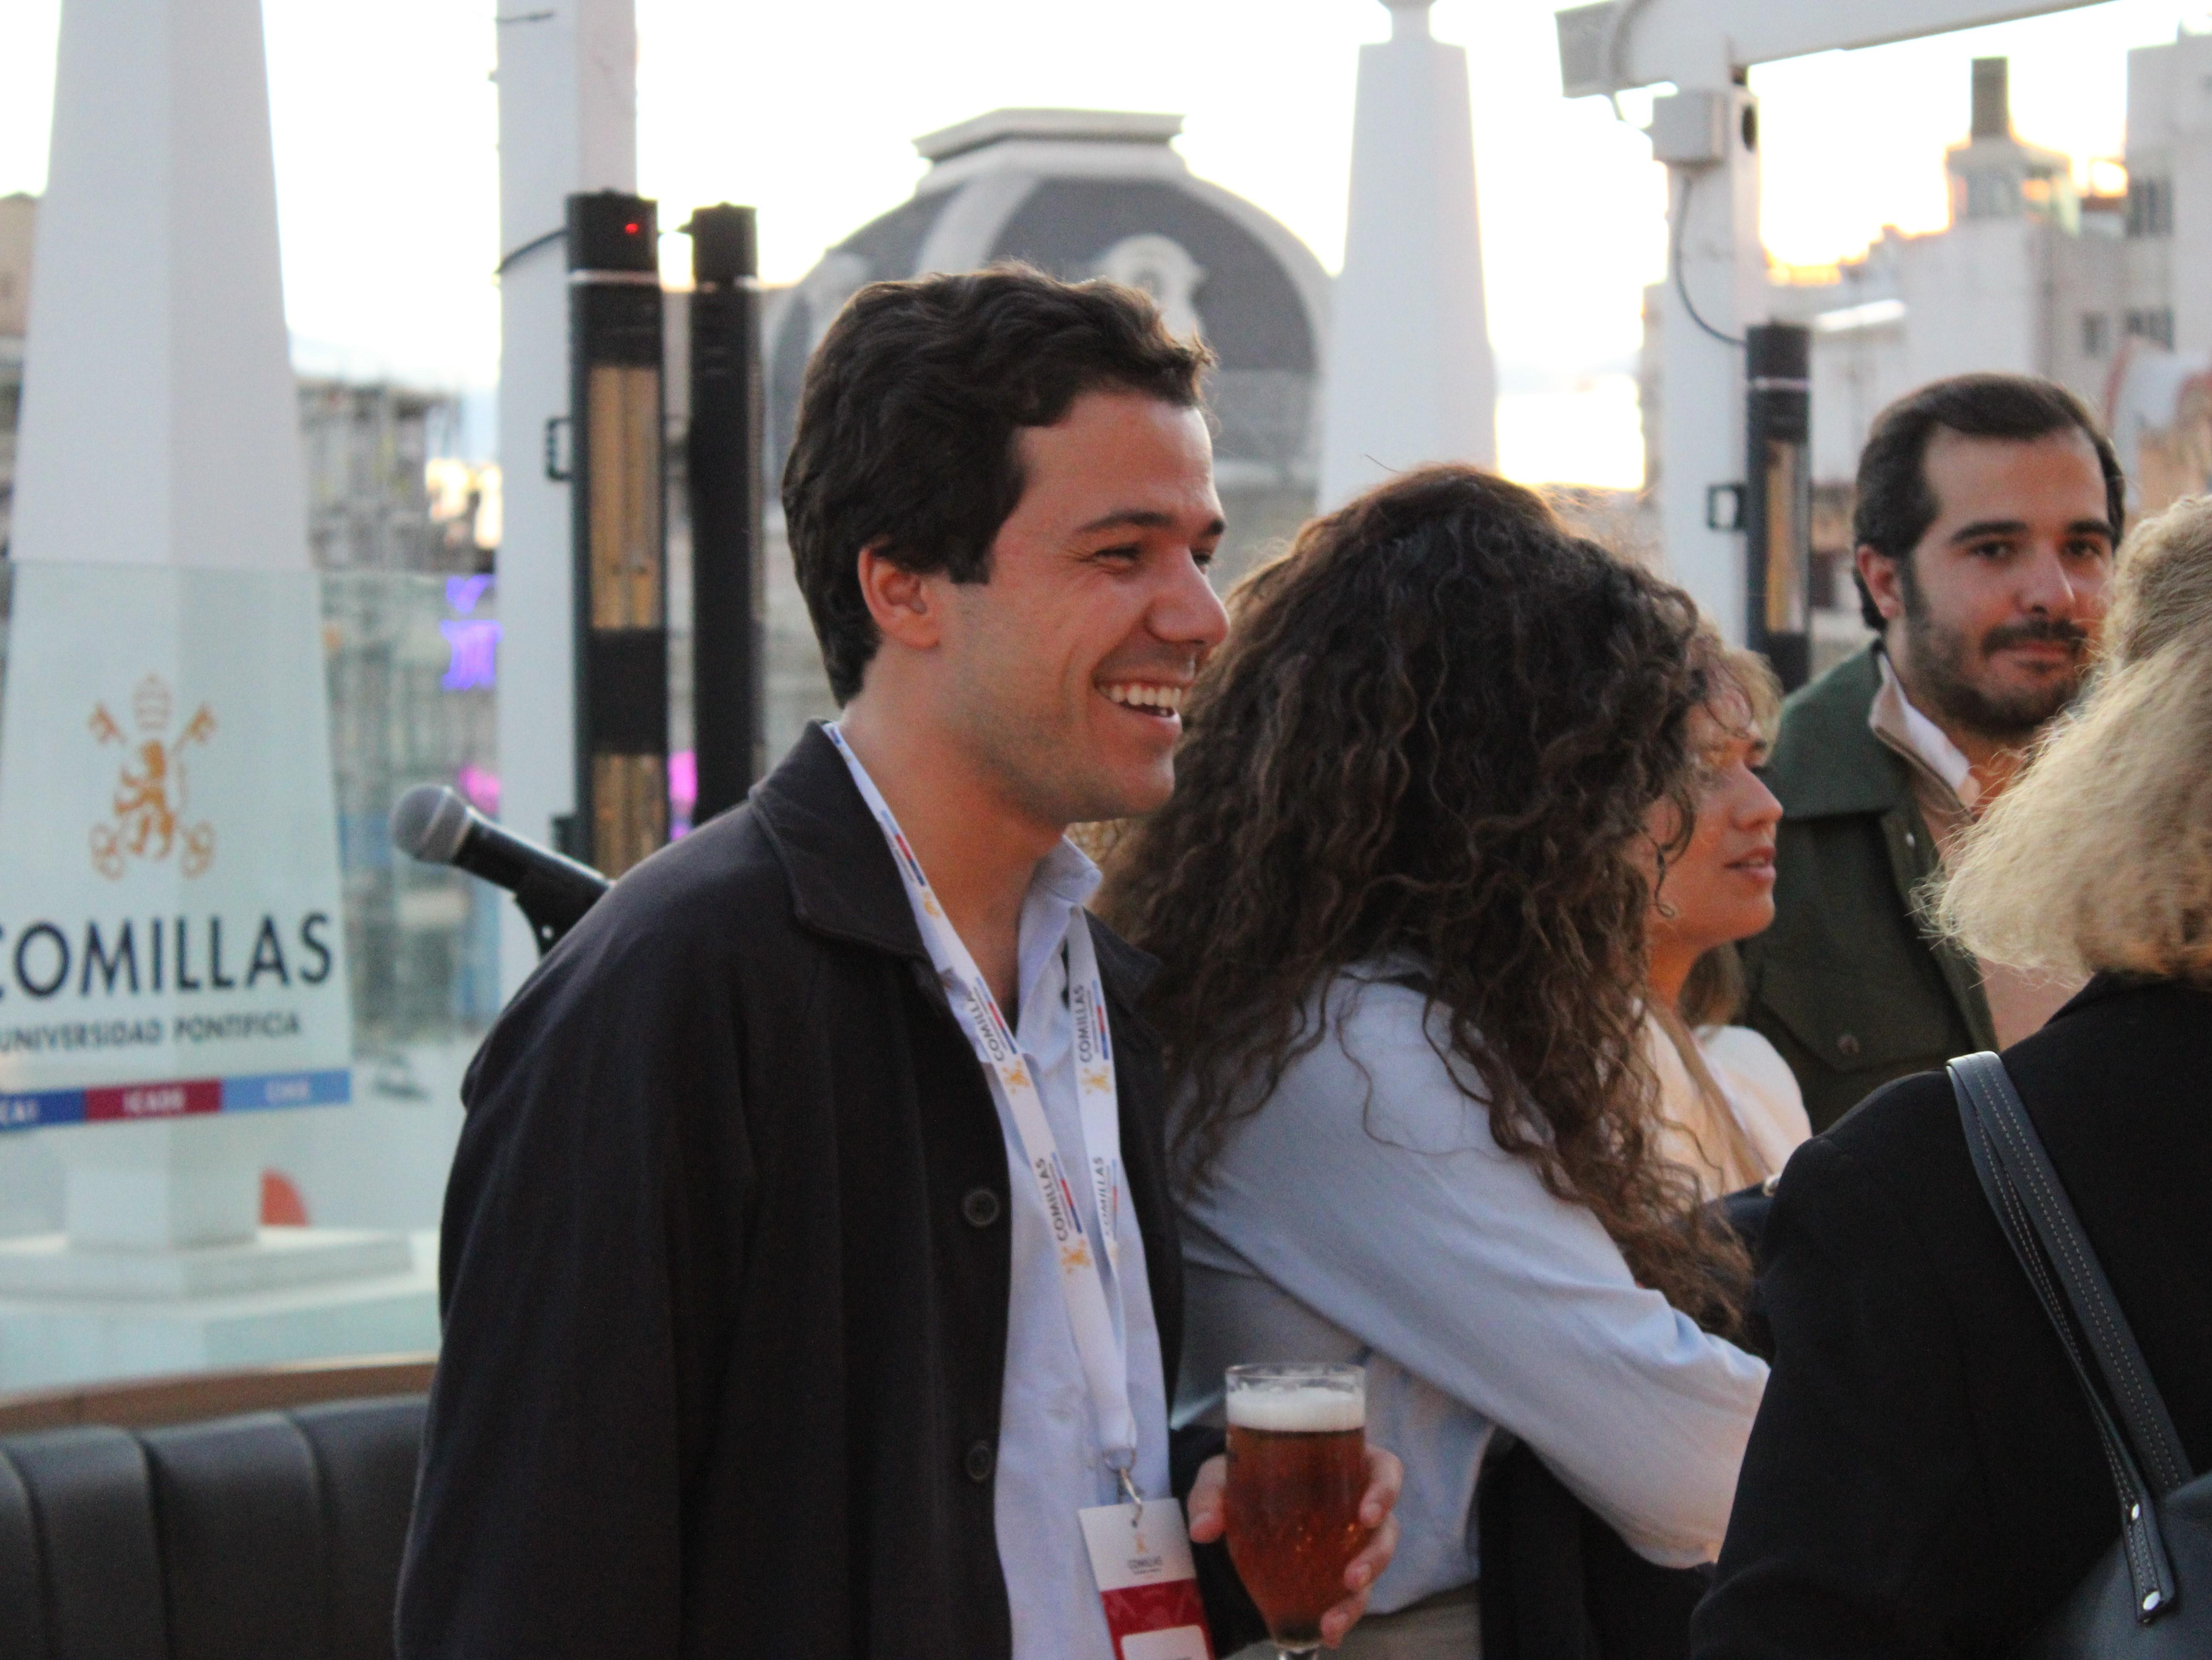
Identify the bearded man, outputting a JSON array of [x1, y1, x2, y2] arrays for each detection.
[[1743, 374, 2122, 1130]]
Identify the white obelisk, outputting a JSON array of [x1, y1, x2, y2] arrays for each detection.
[[10, 0, 306, 1276], [12, 0, 305, 567], [1320, 0, 1498, 506]]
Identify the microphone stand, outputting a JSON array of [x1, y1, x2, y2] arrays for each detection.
[[509, 863, 611, 957], [390, 785, 611, 956]]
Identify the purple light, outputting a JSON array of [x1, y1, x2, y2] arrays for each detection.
[[445, 575, 493, 615], [456, 764, 500, 815], [669, 749, 696, 839], [439, 619, 501, 690]]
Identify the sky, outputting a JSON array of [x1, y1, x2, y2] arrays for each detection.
[[4, 0, 2212, 483]]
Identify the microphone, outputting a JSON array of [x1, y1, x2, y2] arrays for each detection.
[[390, 785, 611, 955]]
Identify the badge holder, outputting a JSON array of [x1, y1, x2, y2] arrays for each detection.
[[1080, 1496, 1215, 1660]]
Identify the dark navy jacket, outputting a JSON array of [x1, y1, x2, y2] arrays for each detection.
[[398, 726, 1190, 1659]]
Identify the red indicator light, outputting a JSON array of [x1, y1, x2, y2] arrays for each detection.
[[624, 221, 640, 234]]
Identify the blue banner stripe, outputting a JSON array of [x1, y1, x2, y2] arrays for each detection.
[[224, 1069, 353, 1111], [0, 1087, 88, 1132]]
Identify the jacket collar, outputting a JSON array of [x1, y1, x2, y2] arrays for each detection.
[[1868, 650, 1980, 819], [2050, 970, 2190, 1024], [1089, 915, 1161, 1004], [752, 723, 931, 965], [750, 723, 1162, 1004], [1763, 643, 1916, 821]]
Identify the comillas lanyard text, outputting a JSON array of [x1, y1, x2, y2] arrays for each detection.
[[824, 723, 1140, 1496]]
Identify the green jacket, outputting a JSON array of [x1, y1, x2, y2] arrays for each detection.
[[1742, 644, 1997, 1131]]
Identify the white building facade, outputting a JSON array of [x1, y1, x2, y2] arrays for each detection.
[[1643, 42, 2212, 663], [1752, 46, 2208, 506]]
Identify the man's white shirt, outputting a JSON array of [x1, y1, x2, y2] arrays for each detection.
[[891, 835, 1171, 1660], [1875, 649, 1977, 804]]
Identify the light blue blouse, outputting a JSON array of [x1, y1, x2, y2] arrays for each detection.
[[1174, 970, 1768, 1613]]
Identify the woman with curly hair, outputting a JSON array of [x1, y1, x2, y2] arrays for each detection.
[[1637, 637, 1809, 1202], [1098, 467, 1768, 1655]]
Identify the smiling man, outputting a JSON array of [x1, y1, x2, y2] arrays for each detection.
[[398, 266, 1398, 1660], [1743, 374, 2123, 1130]]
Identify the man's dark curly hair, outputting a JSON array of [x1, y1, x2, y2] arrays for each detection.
[[1852, 373, 2125, 630], [782, 264, 1214, 701], [1098, 466, 1751, 1335]]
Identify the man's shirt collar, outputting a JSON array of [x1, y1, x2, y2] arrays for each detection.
[[1871, 648, 1980, 814]]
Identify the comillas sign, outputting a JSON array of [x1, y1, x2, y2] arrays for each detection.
[[0, 562, 354, 1130]]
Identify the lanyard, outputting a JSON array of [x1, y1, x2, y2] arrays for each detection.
[[824, 723, 1140, 1491]]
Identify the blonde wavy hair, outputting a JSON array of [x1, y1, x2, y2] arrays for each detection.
[[1935, 494, 2212, 984]]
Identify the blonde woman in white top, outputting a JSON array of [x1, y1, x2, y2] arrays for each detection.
[[1638, 640, 1812, 1199]]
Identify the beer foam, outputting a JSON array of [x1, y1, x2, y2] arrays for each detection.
[[1225, 1388, 1365, 1433]]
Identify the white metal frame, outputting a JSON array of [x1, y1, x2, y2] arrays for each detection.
[[1557, 0, 2102, 640]]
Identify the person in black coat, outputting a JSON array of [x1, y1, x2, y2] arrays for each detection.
[[1692, 491, 2212, 1657], [398, 728, 1183, 1657], [397, 269, 1400, 1660]]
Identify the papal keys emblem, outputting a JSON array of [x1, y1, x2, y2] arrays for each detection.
[[88, 674, 216, 879]]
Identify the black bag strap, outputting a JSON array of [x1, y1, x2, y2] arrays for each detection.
[[1951, 1054, 2193, 1488], [1949, 1052, 2186, 1623]]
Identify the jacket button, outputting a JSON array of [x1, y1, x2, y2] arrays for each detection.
[[1837, 1033, 1861, 1057], [965, 1440, 995, 1484], [961, 1187, 1002, 1228]]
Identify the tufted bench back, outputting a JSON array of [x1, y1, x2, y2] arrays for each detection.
[[0, 1395, 424, 1660]]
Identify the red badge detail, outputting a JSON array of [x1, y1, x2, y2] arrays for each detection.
[[1100, 1582, 1213, 1658]]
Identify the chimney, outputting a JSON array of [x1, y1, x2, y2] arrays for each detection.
[[1971, 57, 2011, 142]]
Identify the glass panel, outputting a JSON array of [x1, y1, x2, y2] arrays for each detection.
[[0, 559, 498, 1387], [322, 568, 503, 1049], [1762, 437, 1812, 637], [592, 751, 668, 877], [587, 362, 663, 628]]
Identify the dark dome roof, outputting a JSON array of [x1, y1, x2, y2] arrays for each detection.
[[766, 110, 1331, 484]]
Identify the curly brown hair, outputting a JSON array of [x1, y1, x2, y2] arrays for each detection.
[[1097, 466, 1750, 1333]]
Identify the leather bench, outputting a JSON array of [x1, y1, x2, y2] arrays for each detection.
[[0, 1393, 425, 1660]]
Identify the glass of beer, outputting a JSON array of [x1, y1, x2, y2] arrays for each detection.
[[1223, 1362, 1371, 1655]]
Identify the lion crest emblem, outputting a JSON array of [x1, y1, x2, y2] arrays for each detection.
[[89, 674, 215, 879]]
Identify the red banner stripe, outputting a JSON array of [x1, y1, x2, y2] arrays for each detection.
[[85, 1078, 223, 1121]]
